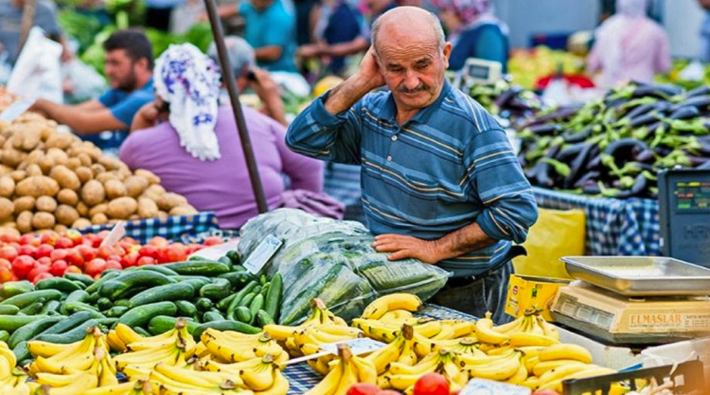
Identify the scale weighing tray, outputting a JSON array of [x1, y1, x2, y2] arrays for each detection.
[[551, 282, 710, 345], [562, 256, 710, 296]]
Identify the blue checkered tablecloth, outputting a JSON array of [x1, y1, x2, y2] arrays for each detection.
[[283, 304, 472, 394], [78, 212, 220, 244], [533, 187, 660, 256]]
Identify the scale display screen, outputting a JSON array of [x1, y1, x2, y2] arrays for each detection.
[[674, 181, 710, 210]]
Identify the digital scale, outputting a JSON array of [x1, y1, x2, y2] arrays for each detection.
[[448, 58, 504, 90]]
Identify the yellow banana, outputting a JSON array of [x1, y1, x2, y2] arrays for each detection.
[[0, 343, 17, 368], [149, 369, 220, 393], [442, 320, 476, 338], [351, 319, 399, 343], [534, 359, 588, 377], [524, 355, 540, 371], [333, 349, 358, 395], [115, 323, 143, 345], [304, 358, 342, 394], [351, 355, 378, 384], [505, 363, 528, 385], [493, 315, 525, 334], [155, 362, 243, 388], [388, 355, 438, 376], [198, 357, 263, 374], [464, 351, 521, 381], [509, 332, 558, 347], [383, 373, 420, 391], [99, 353, 119, 387], [539, 343, 593, 364], [254, 370, 289, 395], [538, 363, 596, 385], [241, 360, 276, 391], [364, 337, 403, 374], [412, 319, 442, 338], [521, 376, 540, 390], [537, 315, 560, 341], [42, 373, 98, 394], [474, 313, 509, 345], [263, 324, 299, 341], [361, 293, 422, 320], [114, 346, 179, 370], [121, 364, 152, 381], [106, 330, 127, 353], [84, 381, 141, 395], [379, 309, 415, 324], [396, 339, 417, 366], [539, 366, 617, 393], [307, 356, 333, 376], [317, 325, 362, 338]]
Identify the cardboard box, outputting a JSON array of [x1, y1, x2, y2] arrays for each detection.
[[505, 274, 570, 321]]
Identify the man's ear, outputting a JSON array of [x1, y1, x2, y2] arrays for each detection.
[[442, 42, 452, 68], [137, 57, 150, 71]]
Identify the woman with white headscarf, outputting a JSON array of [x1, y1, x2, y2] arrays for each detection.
[[587, 0, 671, 88], [121, 44, 341, 228], [431, 0, 509, 71]]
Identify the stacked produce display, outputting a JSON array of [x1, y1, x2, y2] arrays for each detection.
[[467, 79, 543, 126], [508, 47, 586, 90], [518, 82, 710, 198]]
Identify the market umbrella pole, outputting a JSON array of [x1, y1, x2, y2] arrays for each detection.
[[203, 0, 268, 213]]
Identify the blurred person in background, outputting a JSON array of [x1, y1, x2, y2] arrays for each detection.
[[0, 0, 71, 64], [145, 0, 184, 31], [587, 0, 670, 88], [431, 0, 508, 72], [124, 44, 338, 229], [699, 0, 710, 62], [209, 36, 287, 126], [363, 0, 397, 22], [30, 29, 154, 152]]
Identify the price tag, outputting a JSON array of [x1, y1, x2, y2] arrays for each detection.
[[100, 221, 126, 248], [242, 235, 282, 274], [188, 239, 240, 261], [284, 338, 386, 365]]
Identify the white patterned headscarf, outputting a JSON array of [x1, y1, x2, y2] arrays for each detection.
[[154, 44, 222, 161]]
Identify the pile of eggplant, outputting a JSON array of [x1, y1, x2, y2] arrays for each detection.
[[518, 82, 710, 198], [468, 79, 543, 125]]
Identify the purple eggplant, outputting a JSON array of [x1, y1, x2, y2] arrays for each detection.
[[669, 106, 700, 120], [603, 138, 650, 163], [563, 144, 595, 188], [573, 171, 601, 189], [562, 125, 593, 143], [686, 86, 710, 98], [631, 83, 683, 99]]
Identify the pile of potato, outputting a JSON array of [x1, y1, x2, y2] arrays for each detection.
[[0, 111, 197, 233]]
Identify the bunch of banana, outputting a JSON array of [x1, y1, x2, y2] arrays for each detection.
[[493, 311, 560, 342], [457, 348, 523, 383], [0, 341, 37, 395], [29, 327, 107, 375], [148, 361, 267, 395], [200, 329, 288, 365], [362, 324, 431, 375], [305, 344, 377, 395], [360, 293, 422, 320], [83, 380, 151, 395], [381, 349, 468, 393], [535, 363, 616, 393], [34, 346, 118, 395], [352, 316, 446, 345]]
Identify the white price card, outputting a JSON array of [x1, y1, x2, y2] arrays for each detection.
[[242, 235, 282, 274], [188, 239, 240, 261], [285, 338, 386, 366], [100, 221, 126, 248]]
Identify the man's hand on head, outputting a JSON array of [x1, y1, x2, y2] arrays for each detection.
[[372, 234, 443, 264], [355, 47, 386, 92]]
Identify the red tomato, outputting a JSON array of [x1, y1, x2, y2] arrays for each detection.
[[148, 236, 169, 248], [65, 265, 82, 274], [35, 244, 54, 259], [18, 245, 36, 258], [49, 260, 68, 276], [136, 256, 155, 266], [19, 234, 35, 246], [31, 272, 53, 283], [138, 245, 158, 259], [40, 232, 59, 246], [105, 260, 122, 271], [166, 244, 187, 263], [347, 384, 381, 395], [54, 237, 74, 250], [28, 265, 50, 283], [97, 246, 116, 260], [0, 258, 10, 270], [413, 373, 449, 395], [50, 249, 69, 262], [0, 267, 13, 282], [85, 258, 107, 277], [66, 230, 84, 246], [121, 252, 139, 268], [65, 249, 85, 268], [0, 231, 19, 243], [76, 245, 97, 262], [12, 255, 35, 278], [203, 236, 223, 246], [37, 257, 52, 267], [0, 246, 18, 262]]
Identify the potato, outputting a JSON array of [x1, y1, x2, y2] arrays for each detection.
[[88, 203, 108, 217], [57, 189, 79, 206], [16, 211, 33, 233], [15, 176, 60, 198], [13, 196, 34, 214], [26, 164, 43, 177], [157, 211, 169, 220], [38, 156, 55, 174], [77, 153, 92, 167], [44, 133, 74, 150], [76, 202, 89, 217], [95, 172, 117, 184], [91, 213, 108, 225], [106, 197, 138, 219], [55, 204, 79, 226], [9, 170, 25, 183], [124, 175, 149, 198], [32, 212, 55, 229], [142, 184, 166, 201], [36, 196, 57, 212], [74, 166, 93, 183], [0, 176, 14, 198], [169, 205, 197, 216], [104, 179, 127, 199], [99, 156, 122, 171], [90, 164, 106, 177], [0, 165, 12, 176], [1, 148, 26, 167], [0, 197, 13, 220], [46, 148, 69, 166], [72, 218, 92, 229], [49, 165, 81, 191], [135, 169, 161, 185], [54, 224, 68, 233], [25, 149, 44, 165], [157, 193, 188, 211], [137, 197, 159, 219], [66, 157, 82, 170], [129, 214, 140, 220], [81, 180, 105, 206]]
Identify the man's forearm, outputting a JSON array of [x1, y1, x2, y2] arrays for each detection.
[[433, 222, 496, 261], [324, 76, 373, 115]]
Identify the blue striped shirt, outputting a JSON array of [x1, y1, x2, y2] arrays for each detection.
[[286, 81, 538, 277]]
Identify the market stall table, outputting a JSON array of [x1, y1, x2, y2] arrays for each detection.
[[533, 187, 660, 256]]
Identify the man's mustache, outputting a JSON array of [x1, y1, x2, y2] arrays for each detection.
[[397, 84, 429, 93]]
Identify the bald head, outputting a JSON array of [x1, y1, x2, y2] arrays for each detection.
[[371, 7, 445, 55]]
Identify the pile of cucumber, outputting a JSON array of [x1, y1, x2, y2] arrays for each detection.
[[0, 250, 283, 362]]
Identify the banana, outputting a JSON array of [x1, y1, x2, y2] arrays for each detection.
[[493, 315, 525, 334], [254, 370, 289, 395], [307, 356, 333, 376], [486, 346, 513, 356], [474, 313, 509, 345], [84, 381, 141, 395], [396, 338, 417, 366], [41, 373, 99, 394], [241, 358, 276, 391], [333, 349, 358, 395], [106, 330, 127, 353], [155, 362, 243, 389], [521, 376, 540, 390], [0, 343, 17, 368], [114, 346, 180, 370], [524, 355, 540, 371], [115, 323, 143, 345], [505, 362, 528, 385], [149, 369, 221, 393], [99, 353, 119, 387], [388, 354, 438, 376], [263, 325, 300, 342], [533, 359, 588, 377], [361, 293, 422, 320], [203, 330, 283, 362], [539, 343, 593, 364], [304, 357, 342, 395], [456, 348, 516, 366], [509, 332, 558, 347], [464, 351, 521, 381], [412, 319, 442, 338], [537, 315, 560, 341], [383, 373, 420, 390], [537, 363, 598, 385], [351, 355, 378, 384], [442, 320, 476, 338], [539, 366, 617, 393], [36, 371, 88, 387], [351, 319, 399, 343], [379, 309, 415, 324], [317, 325, 362, 338], [198, 357, 263, 374], [364, 337, 403, 374]]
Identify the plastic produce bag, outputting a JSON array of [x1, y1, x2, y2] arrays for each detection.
[[62, 59, 106, 104], [239, 209, 450, 324], [7, 27, 63, 102]]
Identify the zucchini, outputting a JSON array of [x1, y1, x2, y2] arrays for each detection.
[[175, 301, 197, 317], [63, 273, 94, 288], [13, 341, 30, 363], [202, 310, 225, 322], [0, 305, 19, 315], [147, 316, 198, 335], [63, 301, 100, 315], [64, 289, 89, 304], [106, 306, 129, 318], [234, 306, 251, 323], [137, 265, 179, 276], [226, 281, 259, 318], [264, 273, 282, 321], [100, 271, 175, 299], [176, 276, 212, 291], [259, 275, 268, 286], [115, 299, 131, 307], [134, 327, 151, 337], [195, 297, 213, 312], [35, 319, 99, 343], [96, 297, 113, 311], [18, 298, 46, 315], [199, 278, 232, 301], [255, 310, 274, 326], [192, 320, 260, 340], [84, 270, 121, 294], [128, 282, 195, 308], [0, 290, 63, 308], [118, 302, 177, 327], [162, 260, 231, 276], [0, 281, 34, 299], [42, 311, 100, 335], [215, 293, 238, 311], [218, 271, 255, 287], [248, 294, 264, 323], [226, 250, 241, 265], [8, 316, 63, 348], [0, 330, 8, 342], [239, 293, 256, 309], [39, 300, 61, 315], [35, 277, 82, 293], [218, 256, 232, 265]]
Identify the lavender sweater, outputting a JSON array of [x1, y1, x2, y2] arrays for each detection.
[[120, 106, 323, 229]]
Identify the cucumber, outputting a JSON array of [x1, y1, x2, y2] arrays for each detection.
[[8, 316, 63, 348], [259, 275, 268, 286], [64, 301, 101, 314], [202, 310, 225, 322], [218, 256, 232, 265], [96, 318, 118, 330], [216, 293, 238, 311], [218, 271, 255, 287], [84, 270, 121, 294], [40, 300, 61, 315], [106, 306, 129, 318], [118, 302, 177, 327], [63, 273, 94, 288], [13, 341, 30, 362], [147, 316, 198, 336], [128, 282, 195, 308], [41, 311, 99, 335], [260, 283, 271, 296], [255, 310, 275, 326], [248, 294, 264, 323], [0, 330, 8, 342], [35, 277, 82, 293], [0, 290, 63, 308], [226, 281, 259, 319], [65, 289, 89, 304], [195, 297, 213, 312], [0, 305, 19, 315], [264, 273, 282, 321], [226, 250, 241, 265], [19, 298, 46, 315], [115, 299, 131, 307], [0, 281, 33, 299], [234, 306, 251, 323], [175, 301, 197, 317], [134, 327, 151, 336], [96, 297, 113, 311], [100, 271, 175, 299], [177, 276, 212, 291], [238, 293, 256, 309], [137, 265, 179, 276], [162, 260, 231, 276], [35, 319, 99, 343], [192, 320, 260, 340], [199, 278, 232, 301]]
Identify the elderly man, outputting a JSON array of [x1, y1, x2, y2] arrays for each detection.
[[286, 7, 537, 322]]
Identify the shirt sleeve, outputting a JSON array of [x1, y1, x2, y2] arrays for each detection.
[[262, 10, 293, 48], [271, 120, 324, 192], [463, 126, 538, 244], [285, 92, 363, 164], [98, 90, 116, 107], [108, 92, 154, 130]]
